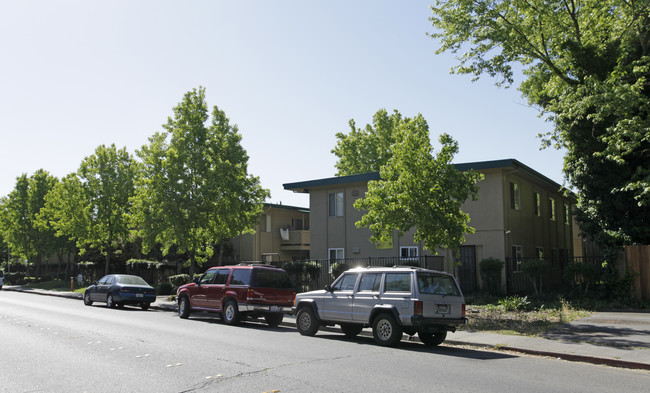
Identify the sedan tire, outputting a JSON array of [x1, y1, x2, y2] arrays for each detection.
[[106, 294, 116, 309], [83, 292, 93, 306]]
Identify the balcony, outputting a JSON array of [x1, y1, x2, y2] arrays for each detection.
[[280, 229, 310, 251]]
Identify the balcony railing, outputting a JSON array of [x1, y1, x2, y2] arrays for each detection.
[[280, 229, 310, 251]]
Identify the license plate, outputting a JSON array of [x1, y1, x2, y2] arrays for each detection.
[[269, 306, 279, 312], [136, 293, 144, 298], [437, 304, 449, 314]]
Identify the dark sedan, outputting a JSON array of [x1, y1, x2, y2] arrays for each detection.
[[83, 274, 156, 310]]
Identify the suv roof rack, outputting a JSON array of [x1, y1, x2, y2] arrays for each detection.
[[236, 262, 276, 268]]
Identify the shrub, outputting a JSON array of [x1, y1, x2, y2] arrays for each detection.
[[157, 282, 174, 295], [479, 258, 504, 295], [330, 262, 349, 279], [498, 295, 530, 311], [564, 261, 597, 294], [593, 261, 637, 302], [522, 259, 549, 295], [169, 274, 191, 289]]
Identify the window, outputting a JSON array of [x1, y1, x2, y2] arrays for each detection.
[[200, 269, 217, 285], [564, 204, 570, 225], [331, 273, 358, 291], [417, 272, 460, 296], [384, 273, 412, 292], [328, 192, 344, 217], [400, 246, 418, 259], [510, 182, 521, 210], [261, 214, 271, 232], [534, 193, 541, 216], [358, 273, 382, 292], [214, 269, 230, 285], [292, 218, 304, 230], [536, 247, 544, 259], [229, 269, 251, 286], [328, 248, 344, 261], [252, 268, 293, 289], [512, 245, 523, 271], [549, 198, 556, 221]]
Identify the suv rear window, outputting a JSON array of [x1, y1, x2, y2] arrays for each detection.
[[229, 269, 251, 285], [417, 272, 460, 296], [251, 269, 293, 289]]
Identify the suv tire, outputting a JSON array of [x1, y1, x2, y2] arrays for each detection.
[[178, 295, 191, 319], [296, 307, 319, 336], [340, 323, 363, 338], [418, 331, 447, 346], [372, 313, 403, 347], [222, 300, 240, 325]]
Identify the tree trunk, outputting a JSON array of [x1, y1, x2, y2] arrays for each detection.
[[218, 239, 224, 266], [104, 249, 111, 276]]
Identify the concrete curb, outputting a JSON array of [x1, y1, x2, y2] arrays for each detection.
[[4, 286, 649, 371]]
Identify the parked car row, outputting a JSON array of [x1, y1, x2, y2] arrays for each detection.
[[83, 264, 467, 347]]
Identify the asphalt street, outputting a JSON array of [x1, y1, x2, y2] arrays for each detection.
[[1, 290, 649, 393]]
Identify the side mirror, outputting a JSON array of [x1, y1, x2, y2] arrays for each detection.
[[325, 284, 332, 292], [193, 277, 200, 285]]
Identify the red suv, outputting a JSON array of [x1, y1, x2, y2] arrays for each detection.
[[176, 264, 296, 327]]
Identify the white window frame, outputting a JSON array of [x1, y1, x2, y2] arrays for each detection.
[[510, 182, 521, 211], [512, 245, 523, 271], [328, 192, 344, 217], [400, 246, 418, 260], [328, 248, 344, 261], [564, 204, 570, 225], [549, 198, 556, 221], [534, 192, 541, 216]]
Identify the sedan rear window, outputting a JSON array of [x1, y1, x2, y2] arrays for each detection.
[[116, 276, 148, 286], [251, 269, 293, 289], [417, 273, 460, 296]]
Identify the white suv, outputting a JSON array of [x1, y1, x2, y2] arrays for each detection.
[[293, 266, 466, 346]]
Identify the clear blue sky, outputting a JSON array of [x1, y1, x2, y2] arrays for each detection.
[[0, 0, 566, 207]]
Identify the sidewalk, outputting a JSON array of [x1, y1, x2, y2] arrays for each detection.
[[4, 285, 650, 371]]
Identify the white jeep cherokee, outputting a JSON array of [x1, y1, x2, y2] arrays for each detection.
[[293, 266, 466, 346]]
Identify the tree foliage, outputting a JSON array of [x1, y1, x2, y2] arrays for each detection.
[[132, 87, 269, 277], [0, 170, 58, 277], [429, 0, 650, 245], [44, 144, 138, 275], [350, 110, 483, 252], [332, 109, 403, 176]]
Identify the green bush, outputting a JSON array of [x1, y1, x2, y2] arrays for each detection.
[[4, 272, 26, 285], [479, 258, 504, 295], [498, 295, 530, 311], [522, 259, 549, 295], [564, 261, 597, 294], [157, 282, 174, 295], [330, 262, 349, 279], [169, 274, 191, 288], [593, 262, 637, 302]]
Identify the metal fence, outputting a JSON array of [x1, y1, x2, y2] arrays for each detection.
[[274, 256, 446, 292]]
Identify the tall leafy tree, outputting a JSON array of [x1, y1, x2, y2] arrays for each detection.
[[332, 109, 403, 176], [45, 145, 138, 275], [133, 87, 269, 277], [337, 109, 483, 253], [0, 170, 58, 278], [429, 0, 650, 245]]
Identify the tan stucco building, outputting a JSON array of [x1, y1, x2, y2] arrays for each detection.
[[284, 159, 577, 292]]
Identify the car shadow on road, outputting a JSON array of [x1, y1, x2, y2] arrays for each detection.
[[169, 312, 297, 333], [313, 333, 517, 360]]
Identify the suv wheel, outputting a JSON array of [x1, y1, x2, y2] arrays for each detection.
[[418, 331, 447, 346], [265, 313, 283, 327], [340, 323, 363, 338], [296, 307, 319, 336], [372, 313, 403, 346], [178, 295, 191, 319], [222, 300, 240, 325]]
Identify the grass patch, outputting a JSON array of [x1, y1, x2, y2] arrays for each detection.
[[462, 296, 590, 336]]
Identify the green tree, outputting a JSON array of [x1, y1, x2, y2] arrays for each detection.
[[352, 111, 483, 254], [0, 170, 58, 278], [429, 0, 650, 245], [332, 109, 403, 176], [132, 87, 269, 278], [44, 145, 138, 276]]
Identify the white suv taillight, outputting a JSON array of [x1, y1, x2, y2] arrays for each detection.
[[414, 300, 423, 316]]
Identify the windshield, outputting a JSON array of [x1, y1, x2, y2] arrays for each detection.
[[116, 275, 149, 286], [417, 272, 460, 296]]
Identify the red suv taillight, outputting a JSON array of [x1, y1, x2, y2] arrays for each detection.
[[414, 300, 423, 316]]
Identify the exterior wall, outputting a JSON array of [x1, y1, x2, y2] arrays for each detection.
[[232, 204, 310, 262]]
